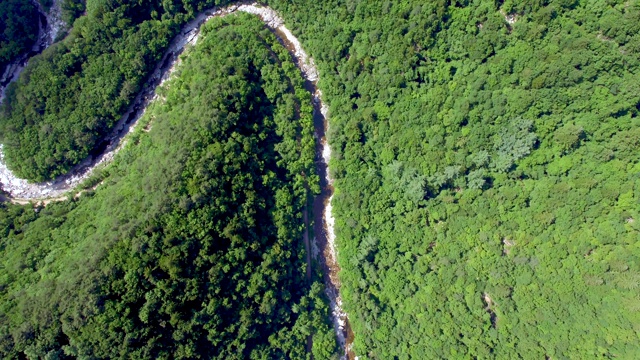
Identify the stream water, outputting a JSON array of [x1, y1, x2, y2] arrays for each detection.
[[0, 3, 354, 358]]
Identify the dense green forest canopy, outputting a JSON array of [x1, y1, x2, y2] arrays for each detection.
[[0, 0, 233, 181], [1, 0, 640, 359], [0, 0, 85, 75], [0, 13, 336, 359], [267, 0, 640, 358], [0, 0, 40, 72], [57, 0, 86, 27]]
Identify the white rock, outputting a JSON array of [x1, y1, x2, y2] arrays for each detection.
[[0, 4, 351, 358]]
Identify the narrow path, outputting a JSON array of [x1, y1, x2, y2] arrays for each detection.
[[0, 3, 353, 358]]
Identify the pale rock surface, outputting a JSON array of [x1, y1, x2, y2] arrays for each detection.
[[0, 3, 352, 358]]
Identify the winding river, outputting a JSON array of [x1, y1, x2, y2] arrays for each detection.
[[0, 2, 353, 358]]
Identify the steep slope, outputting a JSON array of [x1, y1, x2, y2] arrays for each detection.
[[1, 0, 639, 358], [0, 0, 40, 73], [0, 13, 337, 359], [0, 0, 234, 181], [265, 0, 640, 358]]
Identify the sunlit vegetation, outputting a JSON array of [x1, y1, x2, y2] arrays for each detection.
[[1, 0, 640, 358], [0, 14, 336, 359], [0, 0, 234, 181], [267, 0, 640, 358], [59, 0, 85, 27]]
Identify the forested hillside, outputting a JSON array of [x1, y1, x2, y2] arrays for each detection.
[[57, 0, 86, 26], [0, 14, 336, 359], [1, 0, 640, 359], [0, 0, 40, 72], [0, 0, 232, 181], [265, 0, 640, 358]]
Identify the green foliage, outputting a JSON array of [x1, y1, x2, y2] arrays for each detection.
[[59, 0, 85, 27], [2, 0, 640, 358], [0, 0, 40, 71], [264, 0, 640, 358], [0, 14, 334, 358], [491, 117, 537, 173], [0, 0, 233, 181]]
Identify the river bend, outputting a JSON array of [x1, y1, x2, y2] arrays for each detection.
[[0, 3, 352, 358]]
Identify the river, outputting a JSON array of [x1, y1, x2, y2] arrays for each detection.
[[0, 2, 354, 358]]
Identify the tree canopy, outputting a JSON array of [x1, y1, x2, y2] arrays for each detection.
[[0, 0, 40, 72], [1, 0, 639, 358], [0, 13, 336, 359], [0, 0, 233, 181], [264, 0, 640, 358]]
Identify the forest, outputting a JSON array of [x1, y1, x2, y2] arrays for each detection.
[[0, 0, 232, 181], [0, 13, 335, 359], [0, 0, 84, 76], [0, 0, 39, 72], [1, 0, 640, 359], [269, 0, 640, 358]]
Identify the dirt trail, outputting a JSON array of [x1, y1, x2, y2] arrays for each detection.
[[0, 3, 354, 358]]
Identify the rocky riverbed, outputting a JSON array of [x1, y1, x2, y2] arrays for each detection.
[[0, 3, 353, 358]]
